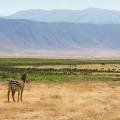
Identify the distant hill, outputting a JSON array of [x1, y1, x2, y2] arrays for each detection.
[[0, 18, 120, 57], [7, 8, 120, 24]]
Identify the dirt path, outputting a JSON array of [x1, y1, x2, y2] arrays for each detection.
[[0, 81, 120, 120]]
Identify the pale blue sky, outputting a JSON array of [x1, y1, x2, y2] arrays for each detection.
[[0, 0, 120, 15]]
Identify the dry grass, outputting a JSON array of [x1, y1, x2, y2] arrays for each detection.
[[0, 81, 120, 120]]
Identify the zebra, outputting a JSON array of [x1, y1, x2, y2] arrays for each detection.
[[8, 71, 29, 102]]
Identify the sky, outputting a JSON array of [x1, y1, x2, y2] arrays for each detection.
[[0, 0, 120, 15]]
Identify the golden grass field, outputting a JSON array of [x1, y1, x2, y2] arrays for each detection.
[[0, 81, 120, 120]]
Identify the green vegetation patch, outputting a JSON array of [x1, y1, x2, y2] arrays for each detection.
[[0, 58, 120, 82]]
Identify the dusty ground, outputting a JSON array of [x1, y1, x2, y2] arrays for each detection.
[[0, 81, 120, 120]]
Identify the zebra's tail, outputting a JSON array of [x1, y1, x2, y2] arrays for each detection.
[[7, 80, 12, 90]]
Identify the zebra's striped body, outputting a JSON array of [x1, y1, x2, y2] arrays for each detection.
[[8, 72, 28, 102]]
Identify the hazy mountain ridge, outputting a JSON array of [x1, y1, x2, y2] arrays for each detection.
[[7, 8, 120, 24], [0, 18, 120, 57]]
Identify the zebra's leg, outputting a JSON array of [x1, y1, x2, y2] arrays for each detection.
[[8, 90, 10, 102], [20, 90, 23, 101], [18, 90, 20, 102], [12, 91, 15, 102]]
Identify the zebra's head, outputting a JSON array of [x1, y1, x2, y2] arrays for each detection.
[[21, 71, 28, 83]]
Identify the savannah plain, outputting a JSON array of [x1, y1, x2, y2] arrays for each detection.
[[0, 58, 120, 120]]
